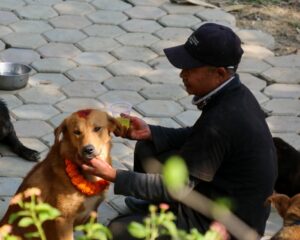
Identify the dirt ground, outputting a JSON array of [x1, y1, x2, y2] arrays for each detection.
[[206, 0, 300, 56]]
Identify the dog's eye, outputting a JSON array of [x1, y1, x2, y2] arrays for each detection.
[[94, 126, 102, 132], [73, 130, 81, 135]]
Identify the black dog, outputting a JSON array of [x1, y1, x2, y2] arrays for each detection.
[[273, 137, 300, 197], [0, 99, 39, 161]]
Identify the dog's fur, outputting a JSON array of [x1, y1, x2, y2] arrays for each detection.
[[0, 99, 39, 161], [267, 193, 300, 240], [0, 109, 123, 240]]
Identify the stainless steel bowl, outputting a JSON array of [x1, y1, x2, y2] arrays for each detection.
[[0, 62, 31, 90]]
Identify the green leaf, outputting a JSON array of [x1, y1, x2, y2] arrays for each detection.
[[25, 231, 40, 238], [161, 221, 178, 237], [127, 222, 147, 239], [38, 212, 50, 223], [18, 217, 34, 227]]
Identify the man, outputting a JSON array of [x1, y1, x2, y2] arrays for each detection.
[[82, 23, 277, 239]]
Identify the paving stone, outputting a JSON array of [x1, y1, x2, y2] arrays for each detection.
[[18, 86, 66, 104], [73, 52, 116, 66], [20, 137, 48, 153], [264, 84, 300, 99], [12, 104, 60, 120], [98, 90, 145, 107], [261, 67, 300, 84], [143, 69, 181, 84], [13, 120, 53, 138], [43, 29, 87, 43], [150, 40, 181, 56], [76, 37, 121, 52], [120, 19, 162, 33], [24, 0, 61, 4], [155, 27, 193, 42], [266, 116, 300, 133], [239, 73, 267, 92], [112, 159, 128, 171], [103, 76, 150, 91], [49, 112, 70, 128], [237, 29, 275, 50], [174, 110, 201, 127], [0, 0, 25, 11], [97, 201, 120, 226], [55, 98, 104, 113], [0, 94, 23, 109], [251, 90, 269, 105], [0, 177, 22, 196], [158, 14, 201, 28], [88, 10, 128, 25], [50, 15, 91, 29], [178, 95, 197, 110], [120, 154, 134, 170], [61, 81, 107, 97], [16, 5, 58, 20], [107, 60, 152, 77], [0, 48, 40, 65], [0, 25, 12, 38], [264, 54, 300, 68], [127, 0, 168, 6], [0, 197, 10, 219], [238, 57, 272, 74], [116, 33, 159, 47], [0, 10, 19, 25], [196, 9, 236, 26], [271, 133, 300, 151], [111, 46, 157, 62], [148, 56, 175, 69], [29, 73, 72, 88], [92, 0, 132, 11], [140, 83, 187, 100], [2, 32, 47, 49], [31, 58, 77, 73], [192, 20, 237, 31], [111, 143, 133, 160], [242, 44, 274, 60], [66, 66, 112, 82], [10, 20, 53, 33], [0, 157, 36, 177], [53, 1, 95, 15], [264, 208, 282, 237], [135, 100, 183, 117], [125, 6, 166, 20], [37, 43, 81, 58], [263, 99, 300, 116], [108, 195, 128, 214], [161, 2, 205, 14], [83, 24, 125, 38]]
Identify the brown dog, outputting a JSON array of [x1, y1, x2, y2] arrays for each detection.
[[267, 193, 300, 240], [0, 109, 123, 240]]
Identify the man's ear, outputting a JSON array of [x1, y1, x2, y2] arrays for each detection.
[[107, 114, 128, 137], [266, 194, 290, 218], [54, 119, 67, 145]]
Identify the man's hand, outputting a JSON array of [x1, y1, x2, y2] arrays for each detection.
[[121, 114, 152, 140]]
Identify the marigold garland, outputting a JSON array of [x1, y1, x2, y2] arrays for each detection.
[[65, 159, 109, 196]]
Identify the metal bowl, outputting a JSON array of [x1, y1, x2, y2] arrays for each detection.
[[0, 62, 31, 90]]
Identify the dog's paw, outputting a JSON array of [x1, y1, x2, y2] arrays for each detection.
[[20, 148, 40, 162]]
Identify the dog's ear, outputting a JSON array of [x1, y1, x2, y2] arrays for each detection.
[[54, 119, 67, 145], [107, 114, 128, 138], [266, 194, 290, 218]]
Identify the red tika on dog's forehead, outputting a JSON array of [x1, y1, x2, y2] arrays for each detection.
[[76, 109, 92, 119]]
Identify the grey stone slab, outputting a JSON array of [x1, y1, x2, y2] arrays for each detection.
[[116, 33, 159, 47], [155, 27, 193, 42], [237, 29, 275, 50], [242, 44, 274, 60], [120, 154, 134, 170], [174, 110, 201, 127], [97, 201, 120, 226], [263, 99, 300, 116], [83, 24, 125, 38], [18, 86, 66, 104], [120, 19, 162, 33], [107, 60, 152, 77], [261, 67, 300, 84], [73, 52, 116, 66], [103, 76, 150, 91], [0, 48, 40, 65], [108, 195, 129, 214], [61, 81, 107, 97], [178, 95, 197, 110], [20, 137, 48, 153], [55, 98, 104, 112], [31, 58, 76, 73], [148, 56, 175, 69], [25, 0, 62, 4], [266, 116, 300, 133], [0, 25, 12, 38], [159, 14, 201, 28], [92, 0, 132, 11], [143, 69, 181, 84], [127, 0, 168, 6], [0, 40, 5, 51], [238, 57, 272, 74], [265, 54, 300, 68], [196, 9, 236, 26], [124, 6, 166, 20], [140, 83, 187, 100], [43, 29, 87, 43], [98, 90, 145, 107], [161, 3, 205, 14], [66, 66, 112, 82], [29, 73, 72, 88], [0, 0, 25, 11], [88, 10, 128, 25], [0, 156, 36, 177], [41, 133, 54, 147], [251, 90, 269, 105], [49, 112, 69, 128], [239, 73, 267, 92], [10, 20, 53, 33], [0, 10, 19, 25], [12, 104, 60, 120], [192, 20, 237, 31], [16, 5, 58, 20], [264, 84, 300, 99], [49, 15, 91, 29], [53, 1, 95, 15], [0, 94, 23, 109], [76, 37, 121, 52], [135, 100, 183, 117], [2, 32, 47, 49], [264, 208, 282, 238], [271, 133, 300, 151], [111, 143, 133, 160], [0, 177, 22, 196], [37, 43, 81, 58], [111, 46, 157, 61], [150, 40, 181, 56], [13, 120, 53, 138]]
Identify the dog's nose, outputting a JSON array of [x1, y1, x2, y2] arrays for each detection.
[[82, 144, 95, 156]]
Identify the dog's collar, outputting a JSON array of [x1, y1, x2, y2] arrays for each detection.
[[65, 159, 109, 196]]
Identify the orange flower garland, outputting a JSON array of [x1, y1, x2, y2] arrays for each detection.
[[65, 159, 109, 196]]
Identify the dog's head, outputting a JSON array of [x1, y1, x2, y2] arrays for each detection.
[[54, 109, 124, 165]]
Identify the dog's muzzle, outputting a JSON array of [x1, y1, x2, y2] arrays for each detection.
[[82, 144, 96, 160]]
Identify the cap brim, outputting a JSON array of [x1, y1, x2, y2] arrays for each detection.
[[163, 44, 205, 69]]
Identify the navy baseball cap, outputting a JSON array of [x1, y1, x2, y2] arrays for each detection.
[[164, 23, 244, 69]]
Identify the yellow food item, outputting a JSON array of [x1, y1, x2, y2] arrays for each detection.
[[116, 117, 130, 129]]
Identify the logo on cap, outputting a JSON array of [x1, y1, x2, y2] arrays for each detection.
[[188, 35, 199, 46]]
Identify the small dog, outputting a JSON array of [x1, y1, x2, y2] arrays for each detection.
[[0, 109, 124, 240], [273, 137, 300, 197], [0, 99, 39, 161], [267, 193, 300, 240]]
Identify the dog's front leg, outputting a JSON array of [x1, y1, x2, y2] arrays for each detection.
[[43, 217, 74, 240]]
